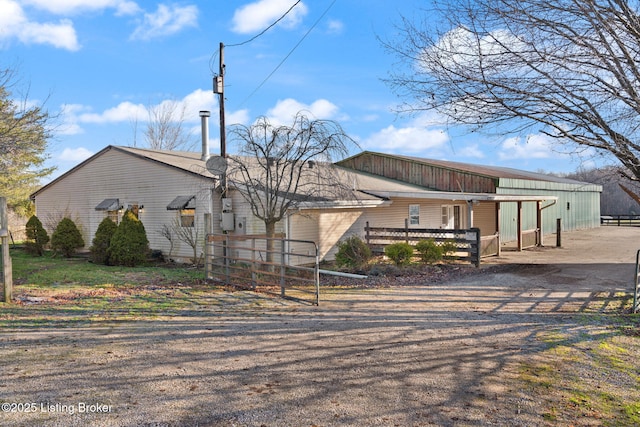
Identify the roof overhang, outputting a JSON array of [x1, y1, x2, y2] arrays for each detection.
[[359, 190, 558, 203], [167, 195, 196, 210], [296, 199, 392, 210], [95, 198, 121, 211]]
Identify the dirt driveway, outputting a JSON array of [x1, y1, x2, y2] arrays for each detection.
[[1, 227, 639, 426]]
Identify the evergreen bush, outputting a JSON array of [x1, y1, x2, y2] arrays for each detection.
[[384, 242, 414, 266], [441, 239, 458, 261], [335, 235, 372, 268], [90, 217, 117, 265], [109, 210, 150, 267], [24, 215, 49, 256], [51, 217, 85, 257], [415, 238, 443, 264]]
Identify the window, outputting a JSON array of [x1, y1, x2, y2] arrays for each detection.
[[180, 209, 195, 227], [106, 210, 119, 224], [409, 204, 420, 225], [167, 195, 196, 227], [127, 204, 141, 219]]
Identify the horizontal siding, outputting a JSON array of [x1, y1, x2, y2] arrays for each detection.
[[34, 149, 214, 261], [474, 202, 497, 236]]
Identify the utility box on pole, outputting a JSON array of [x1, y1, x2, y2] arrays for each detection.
[[0, 197, 12, 303]]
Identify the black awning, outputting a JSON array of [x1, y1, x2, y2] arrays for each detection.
[[95, 198, 120, 211], [167, 195, 195, 210]]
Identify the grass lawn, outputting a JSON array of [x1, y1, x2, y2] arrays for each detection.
[[1, 247, 234, 327]]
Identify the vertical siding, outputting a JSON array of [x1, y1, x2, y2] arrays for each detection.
[[34, 149, 214, 261], [497, 182, 601, 241], [338, 152, 498, 192]]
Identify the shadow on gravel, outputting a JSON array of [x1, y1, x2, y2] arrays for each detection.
[[2, 259, 636, 426]]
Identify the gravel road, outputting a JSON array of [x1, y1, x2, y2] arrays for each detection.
[[1, 226, 638, 426]]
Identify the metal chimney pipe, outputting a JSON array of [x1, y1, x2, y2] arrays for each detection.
[[199, 110, 211, 161]]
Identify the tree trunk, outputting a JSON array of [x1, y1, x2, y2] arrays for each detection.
[[265, 220, 276, 272]]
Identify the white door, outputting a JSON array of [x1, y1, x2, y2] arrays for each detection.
[[441, 205, 462, 229]]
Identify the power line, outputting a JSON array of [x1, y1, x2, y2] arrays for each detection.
[[235, 0, 338, 109], [227, 0, 303, 48]]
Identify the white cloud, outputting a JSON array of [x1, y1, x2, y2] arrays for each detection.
[[326, 19, 344, 35], [363, 124, 449, 154], [266, 98, 339, 125], [232, 0, 308, 34], [227, 109, 250, 126], [62, 90, 217, 134], [58, 147, 94, 162], [498, 134, 555, 160], [457, 144, 485, 159], [22, 0, 141, 15], [78, 101, 147, 124], [0, 0, 80, 50], [130, 3, 198, 41]]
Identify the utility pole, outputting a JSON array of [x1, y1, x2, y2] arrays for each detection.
[[217, 42, 226, 158], [213, 42, 227, 195]]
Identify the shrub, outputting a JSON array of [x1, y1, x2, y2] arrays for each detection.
[[109, 210, 150, 267], [415, 238, 443, 264], [441, 239, 458, 261], [335, 235, 372, 268], [51, 217, 85, 257], [24, 215, 49, 256], [90, 217, 118, 265], [384, 242, 414, 266]]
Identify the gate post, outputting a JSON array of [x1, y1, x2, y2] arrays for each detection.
[[1, 197, 12, 303]]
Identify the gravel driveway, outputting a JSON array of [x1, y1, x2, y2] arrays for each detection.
[[1, 226, 638, 426]]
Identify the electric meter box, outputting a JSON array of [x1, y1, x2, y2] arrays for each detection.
[[221, 212, 235, 231]]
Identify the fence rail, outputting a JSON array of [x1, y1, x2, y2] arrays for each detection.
[[204, 233, 320, 305], [601, 215, 640, 226], [364, 221, 481, 267]]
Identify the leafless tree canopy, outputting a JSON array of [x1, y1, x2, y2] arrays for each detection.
[[385, 0, 640, 180], [227, 113, 357, 237], [139, 100, 196, 151]]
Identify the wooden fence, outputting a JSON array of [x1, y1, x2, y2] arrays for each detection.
[[204, 233, 320, 305], [0, 197, 12, 302], [364, 221, 481, 267], [601, 215, 640, 226]]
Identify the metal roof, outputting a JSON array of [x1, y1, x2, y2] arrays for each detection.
[[94, 198, 120, 211], [349, 151, 589, 185], [166, 195, 196, 210]]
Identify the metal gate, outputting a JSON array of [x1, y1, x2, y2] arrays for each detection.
[[204, 233, 320, 305], [634, 250, 640, 313]]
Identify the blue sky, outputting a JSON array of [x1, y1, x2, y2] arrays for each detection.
[[3, 0, 603, 182]]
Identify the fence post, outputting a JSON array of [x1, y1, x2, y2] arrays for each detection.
[[556, 218, 562, 247], [404, 218, 409, 243], [365, 221, 370, 246], [0, 197, 12, 303], [472, 227, 481, 268], [280, 238, 286, 298]]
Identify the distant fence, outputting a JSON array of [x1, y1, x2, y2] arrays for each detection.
[[364, 221, 481, 267], [601, 215, 640, 226], [204, 233, 320, 305]]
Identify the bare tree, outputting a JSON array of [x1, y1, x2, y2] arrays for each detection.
[[166, 217, 200, 265], [385, 0, 640, 180], [144, 100, 196, 151], [227, 113, 358, 262]]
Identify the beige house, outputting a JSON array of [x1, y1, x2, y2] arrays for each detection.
[[31, 146, 599, 263]]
